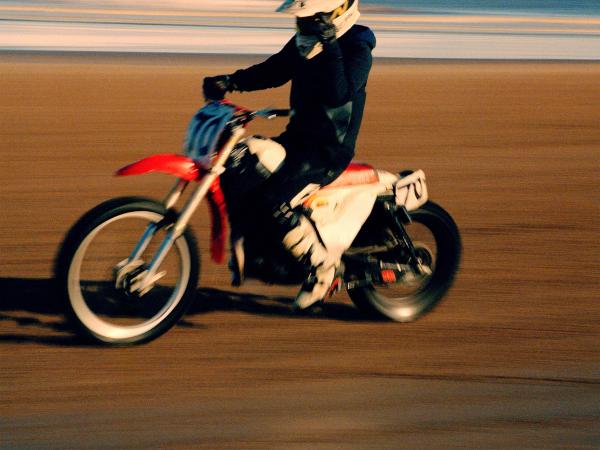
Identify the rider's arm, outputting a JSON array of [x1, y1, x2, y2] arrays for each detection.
[[317, 38, 373, 107], [229, 39, 295, 92]]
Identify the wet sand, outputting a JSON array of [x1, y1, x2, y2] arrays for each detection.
[[1, 53, 599, 448]]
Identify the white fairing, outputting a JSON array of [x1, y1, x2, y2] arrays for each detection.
[[376, 170, 399, 188], [301, 169, 428, 258], [395, 170, 428, 211], [305, 184, 381, 259]]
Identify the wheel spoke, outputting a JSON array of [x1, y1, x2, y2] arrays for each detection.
[[59, 200, 199, 344]]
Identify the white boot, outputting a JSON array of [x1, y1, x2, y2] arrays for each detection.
[[282, 216, 340, 310], [294, 264, 340, 310]]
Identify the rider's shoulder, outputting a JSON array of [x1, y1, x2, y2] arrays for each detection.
[[342, 25, 377, 50]]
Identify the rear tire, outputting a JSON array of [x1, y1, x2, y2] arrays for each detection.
[[55, 197, 200, 345], [348, 201, 461, 321]]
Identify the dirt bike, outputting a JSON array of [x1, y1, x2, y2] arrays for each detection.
[[55, 100, 461, 345]]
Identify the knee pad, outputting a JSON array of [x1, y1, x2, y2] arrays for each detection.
[[244, 136, 286, 174], [221, 136, 286, 197]]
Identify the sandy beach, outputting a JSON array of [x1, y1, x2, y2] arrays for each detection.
[[1, 53, 599, 447]]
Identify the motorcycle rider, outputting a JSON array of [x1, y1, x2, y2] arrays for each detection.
[[203, 0, 376, 310]]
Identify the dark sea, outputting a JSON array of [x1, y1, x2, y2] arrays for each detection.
[[362, 0, 600, 16]]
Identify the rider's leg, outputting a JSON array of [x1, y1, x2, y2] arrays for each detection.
[[232, 136, 348, 309], [260, 156, 346, 309], [273, 201, 341, 309]]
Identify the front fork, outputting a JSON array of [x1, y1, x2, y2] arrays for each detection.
[[115, 175, 215, 295], [115, 127, 244, 296], [127, 179, 189, 264]]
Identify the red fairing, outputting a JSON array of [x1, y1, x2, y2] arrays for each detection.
[[115, 154, 201, 181], [206, 178, 228, 264], [324, 162, 379, 189]]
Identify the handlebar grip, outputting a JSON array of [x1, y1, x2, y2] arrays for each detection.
[[269, 109, 290, 117]]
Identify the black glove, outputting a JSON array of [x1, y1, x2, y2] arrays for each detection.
[[203, 75, 232, 101], [297, 13, 337, 44]]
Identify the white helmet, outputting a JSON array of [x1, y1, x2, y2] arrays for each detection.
[[277, 0, 352, 17], [277, 0, 361, 59]]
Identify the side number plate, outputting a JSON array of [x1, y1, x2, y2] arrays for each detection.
[[395, 170, 428, 211]]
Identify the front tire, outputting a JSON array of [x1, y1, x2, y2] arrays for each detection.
[[348, 201, 461, 321], [55, 197, 200, 345]]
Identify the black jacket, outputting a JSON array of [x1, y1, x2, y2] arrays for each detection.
[[230, 25, 376, 167]]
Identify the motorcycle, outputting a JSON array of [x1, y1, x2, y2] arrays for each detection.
[[55, 100, 461, 345]]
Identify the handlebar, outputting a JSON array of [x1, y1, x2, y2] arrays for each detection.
[[229, 106, 290, 128], [257, 108, 291, 118], [214, 99, 289, 119], [248, 107, 290, 120]]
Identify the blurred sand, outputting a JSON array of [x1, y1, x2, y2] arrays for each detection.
[[1, 53, 599, 447]]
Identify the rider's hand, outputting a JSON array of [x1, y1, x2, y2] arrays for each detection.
[[203, 75, 232, 101], [297, 13, 337, 44]]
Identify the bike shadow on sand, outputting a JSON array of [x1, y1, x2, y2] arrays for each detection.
[[0, 278, 372, 346]]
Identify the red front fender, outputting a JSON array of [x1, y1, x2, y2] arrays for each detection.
[[115, 154, 201, 181], [116, 153, 228, 264]]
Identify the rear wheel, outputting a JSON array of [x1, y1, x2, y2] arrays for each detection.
[[55, 197, 199, 345], [347, 201, 461, 321]]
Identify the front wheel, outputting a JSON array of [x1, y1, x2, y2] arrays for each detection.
[[348, 201, 461, 321], [55, 197, 200, 345]]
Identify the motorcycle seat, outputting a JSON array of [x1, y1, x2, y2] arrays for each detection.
[[324, 162, 379, 189]]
